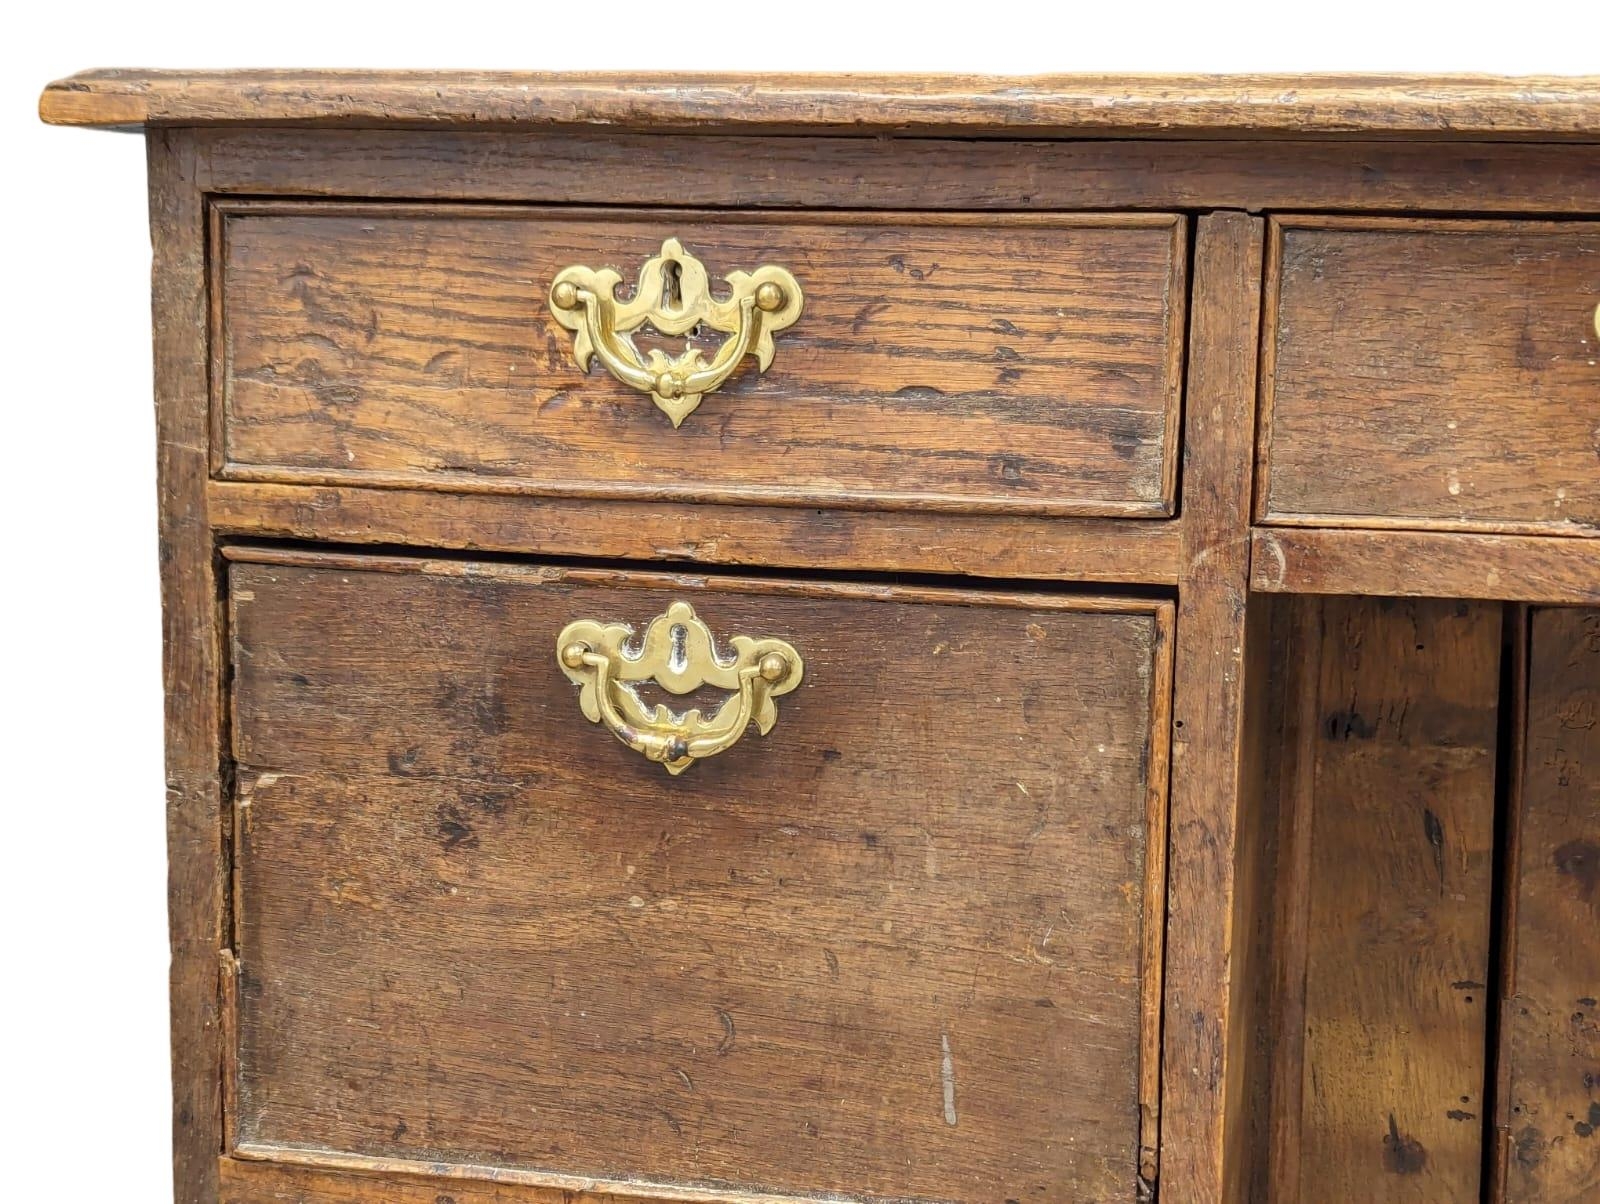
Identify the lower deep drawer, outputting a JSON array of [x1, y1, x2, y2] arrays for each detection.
[[224, 550, 1172, 1203]]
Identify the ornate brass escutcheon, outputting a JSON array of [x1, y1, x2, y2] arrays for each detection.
[[547, 238, 803, 427], [556, 601, 803, 774]]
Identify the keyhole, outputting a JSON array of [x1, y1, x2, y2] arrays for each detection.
[[661, 259, 683, 312], [669, 623, 688, 672]]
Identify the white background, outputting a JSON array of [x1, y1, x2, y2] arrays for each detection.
[[6, 5, 1594, 1200]]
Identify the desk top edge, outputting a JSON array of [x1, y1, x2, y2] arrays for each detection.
[[38, 69, 1600, 138]]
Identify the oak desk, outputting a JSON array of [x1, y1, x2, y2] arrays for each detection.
[[42, 71, 1600, 1203]]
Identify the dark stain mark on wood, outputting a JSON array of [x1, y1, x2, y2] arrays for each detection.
[[851, 300, 890, 334], [1382, 1113, 1428, 1175], [1553, 838, 1599, 902], [1325, 708, 1376, 741], [715, 1008, 736, 1055], [1514, 1125, 1545, 1169], [435, 804, 478, 851], [1576, 1103, 1600, 1138], [1424, 807, 1446, 889]]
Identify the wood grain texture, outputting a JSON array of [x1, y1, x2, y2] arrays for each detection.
[[206, 481, 1183, 585], [216, 204, 1185, 517], [1254, 597, 1324, 1204], [1251, 528, 1600, 605], [1160, 210, 1265, 1204], [222, 1150, 833, 1203], [226, 553, 1171, 1203], [1259, 217, 1600, 536], [191, 129, 1600, 216], [39, 70, 1600, 138], [1498, 607, 1600, 1203], [1268, 597, 1501, 1203], [149, 129, 229, 1204], [223, 1157, 584, 1204]]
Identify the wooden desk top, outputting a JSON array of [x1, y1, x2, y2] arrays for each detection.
[[39, 69, 1600, 139]]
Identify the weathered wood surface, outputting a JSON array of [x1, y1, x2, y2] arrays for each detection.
[[1251, 528, 1600, 605], [40, 70, 1600, 138], [226, 552, 1170, 1203], [222, 1150, 817, 1203], [1252, 597, 1320, 1204], [207, 481, 1183, 584], [223, 1157, 582, 1203], [217, 205, 1185, 516], [1269, 597, 1502, 1202], [41, 69, 1600, 1204], [1160, 210, 1265, 1204], [191, 130, 1600, 216], [1259, 217, 1600, 536], [148, 129, 229, 1204], [1498, 607, 1600, 1203]]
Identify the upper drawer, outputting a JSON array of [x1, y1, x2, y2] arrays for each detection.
[[215, 203, 1187, 516], [1259, 217, 1600, 535]]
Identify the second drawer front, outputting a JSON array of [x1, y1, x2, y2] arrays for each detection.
[[226, 554, 1170, 1202], [1260, 217, 1600, 535], [216, 205, 1187, 516]]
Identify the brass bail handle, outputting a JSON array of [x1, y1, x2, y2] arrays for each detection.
[[557, 601, 804, 775], [547, 239, 803, 427]]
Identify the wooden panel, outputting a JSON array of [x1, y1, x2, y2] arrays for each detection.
[[40, 69, 1600, 138], [147, 130, 229, 1204], [206, 481, 1183, 585], [1260, 217, 1600, 535], [1255, 597, 1324, 1204], [1268, 597, 1501, 1202], [1498, 607, 1600, 1202], [221, 1148, 851, 1203], [216, 204, 1186, 516], [192, 130, 1600, 217], [226, 553, 1171, 1203], [1252, 528, 1600, 605], [1160, 211, 1265, 1204], [222, 1156, 596, 1203]]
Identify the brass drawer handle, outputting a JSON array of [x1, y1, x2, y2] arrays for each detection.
[[548, 238, 803, 427], [557, 601, 803, 774]]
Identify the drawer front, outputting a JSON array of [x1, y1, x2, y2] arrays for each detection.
[[1260, 217, 1600, 534], [216, 205, 1187, 516], [226, 554, 1171, 1202]]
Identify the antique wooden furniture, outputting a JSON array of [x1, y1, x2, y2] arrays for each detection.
[[40, 72, 1600, 1204]]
